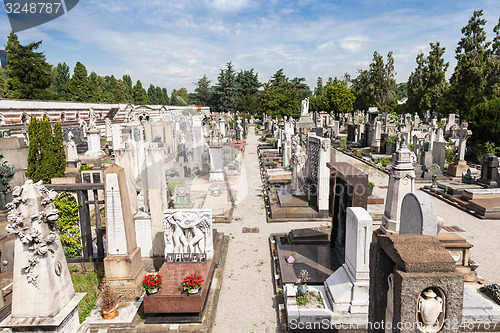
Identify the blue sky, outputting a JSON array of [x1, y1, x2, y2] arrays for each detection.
[[0, 0, 499, 94]]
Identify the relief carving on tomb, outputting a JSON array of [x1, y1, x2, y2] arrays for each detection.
[[416, 287, 446, 333], [163, 209, 213, 259]]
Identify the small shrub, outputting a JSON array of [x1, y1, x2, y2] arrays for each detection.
[[376, 157, 391, 164], [385, 135, 397, 145], [79, 164, 93, 172], [296, 295, 309, 306], [53, 192, 82, 258]]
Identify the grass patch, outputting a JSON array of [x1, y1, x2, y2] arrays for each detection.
[[69, 266, 104, 323]]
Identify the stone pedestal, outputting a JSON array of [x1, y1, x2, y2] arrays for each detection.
[[447, 160, 469, 177], [369, 233, 464, 333], [85, 129, 105, 157], [104, 165, 145, 300]]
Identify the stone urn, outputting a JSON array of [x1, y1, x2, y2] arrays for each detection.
[[297, 284, 307, 296], [417, 289, 444, 332]]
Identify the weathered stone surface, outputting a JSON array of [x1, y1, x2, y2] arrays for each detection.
[[378, 234, 456, 273]]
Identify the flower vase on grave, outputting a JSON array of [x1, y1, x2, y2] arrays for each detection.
[[297, 284, 307, 296]]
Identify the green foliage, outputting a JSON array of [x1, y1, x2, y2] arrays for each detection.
[[79, 164, 93, 171], [368, 182, 375, 188], [376, 157, 391, 164], [257, 71, 302, 118], [407, 42, 449, 116], [296, 295, 309, 306], [352, 51, 397, 112], [69, 266, 104, 323], [132, 80, 150, 105], [69, 62, 92, 102], [212, 62, 238, 112], [322, 78, 355, 114], [26, 116, 64, 183], [192, 74, 212, 106], [449, 10, 492, 118], [467, 97, 500, 147], [480, 283, 500, 304], [53, 192, 82, 257], [53, 122, 66, 175], [385, 135, 398, 145], [5, 33, 53, 99], [445, 141, 457, 164]]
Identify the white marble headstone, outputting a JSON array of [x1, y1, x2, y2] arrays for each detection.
[[105, 173, 128, 255], [399, 192, 440, 237]]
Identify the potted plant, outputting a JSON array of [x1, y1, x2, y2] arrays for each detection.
[[296, 269, 310, 296], [142, 273, 163, 295], [182, 273, 204, 295], [468, 258, 479, 271], [367, 182, 375, 197], [98, 280, 121, 319]]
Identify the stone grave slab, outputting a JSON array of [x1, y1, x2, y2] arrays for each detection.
[[276, 242, 340, 284], [462, 188, 500, 201], [143, 260, 215, 314], [287, 226, 331, 244], [466, 198, 500, 218], [276, 189, 309, 207], [438, 182, 483, 196]]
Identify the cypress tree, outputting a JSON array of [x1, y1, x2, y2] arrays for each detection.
[[26, 115, 40, 180], [132, 80, 149, 104], [36, 115, 56, 183], [53, 122, 66, 176]]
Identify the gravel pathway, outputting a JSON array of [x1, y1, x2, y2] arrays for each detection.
[[212, 129, 327, 333]]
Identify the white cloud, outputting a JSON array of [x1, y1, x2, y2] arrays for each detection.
[[206, 0, 250, 12], [339, 35, 369, 54]]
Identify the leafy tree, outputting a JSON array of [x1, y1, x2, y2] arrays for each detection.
[[193, 74, 212, 106], [396, 82, 408, 101], [53, 122, 66, 176], [68, 62, 92, 102], [212, 62, 238, 112], [26, 115, 63, 183], [467, 97, 500, 147], [5, 32, 53, 99], [257, 80, 301, 118], [291, 77, 311, 100], [132, 80, 149, 104], [486, 18, 500, 100], [235, 69, 261, 115], [0, 67, 7, 98], [53, 192, 82, 257], [122, 74, 133, 96], [351, 51, 397, 112], [322, 78, 355, 115], [407, 42, 449, 116], [147, 84, 159, 104], [270, 68, 288, 87], [161, 88, 170, 105], [171, 88, 189, 105], [449, 10, 491, 119], [51, 62, 70, 101], [310, 77, 325, 112]]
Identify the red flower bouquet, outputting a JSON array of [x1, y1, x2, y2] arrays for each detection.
[[142, 273, 163, 295], [182, 273, 204, 293]]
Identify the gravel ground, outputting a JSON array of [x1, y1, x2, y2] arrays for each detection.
[[212, 129, 500, 333]]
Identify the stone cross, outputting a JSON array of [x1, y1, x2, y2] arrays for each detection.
[[456, 121, 472, 162]]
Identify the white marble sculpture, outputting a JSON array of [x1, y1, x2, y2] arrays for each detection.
[[300, 97, 310, 116], [291, 135, 307, 196], [89, 107, 97, 130], [163, 209, 213, 260]]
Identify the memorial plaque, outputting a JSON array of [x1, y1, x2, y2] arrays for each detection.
[[105, 173, 128, 255]]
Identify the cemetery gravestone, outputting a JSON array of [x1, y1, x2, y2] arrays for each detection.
[[1, 180, 85, 332]]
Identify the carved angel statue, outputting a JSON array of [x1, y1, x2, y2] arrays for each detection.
[[300, 97, 310, 116]]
